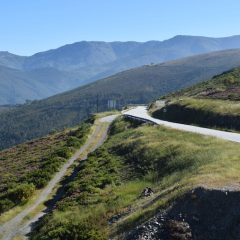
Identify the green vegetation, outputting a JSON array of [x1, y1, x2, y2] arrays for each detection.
[[152, 97, 240, 130], [30, 117, 240, 239], [0, 123, 91, 215], [168, 67, 240, 100], [168, 98, 240, 115], [2, 50, 240, 150], [152, 67, 240, 130]]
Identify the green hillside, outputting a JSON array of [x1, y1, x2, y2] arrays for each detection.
[[151, 67, 240, 131], [168, 67, 240, 99], [2, 49, 240, 150], [29, 117, 240, 240], [0, 122, 91, 215]]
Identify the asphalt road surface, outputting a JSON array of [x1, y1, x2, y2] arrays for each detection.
[[123, 106, 240, 143]]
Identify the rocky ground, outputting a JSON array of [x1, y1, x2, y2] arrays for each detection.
[[122, 187, 240, 240]]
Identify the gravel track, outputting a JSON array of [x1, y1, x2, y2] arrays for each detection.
[[0, 115, 118, 240]]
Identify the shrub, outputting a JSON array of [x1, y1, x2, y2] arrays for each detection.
[[66, 136, 81, 148], [224, 76, 236, 85], [7, 183, 35, 203], [69, 123, 91, 138], [63, 221, 106, 240], [55, 147, 72, 159], [0, 199, 14, 213], [25, 169, 52, 188], [31, 218, 106, 240]]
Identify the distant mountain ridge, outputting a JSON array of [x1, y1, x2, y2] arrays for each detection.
[[1, 35, 240, 104], [1, 49, 240, 149]]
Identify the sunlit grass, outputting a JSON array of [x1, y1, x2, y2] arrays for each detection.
[[171, 97, 240, 116], [30, 117, 240, 239]]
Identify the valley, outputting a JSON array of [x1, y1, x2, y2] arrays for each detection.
[[2, 49, 240, 150], [1, 50, 240, 240]]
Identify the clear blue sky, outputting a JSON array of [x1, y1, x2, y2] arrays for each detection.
[[1, 0, 239, 55]]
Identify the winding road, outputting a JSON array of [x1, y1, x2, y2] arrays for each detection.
[[2, 106, 240, 239], [0, 114, 118, 240], [123, 106, 240, 143]]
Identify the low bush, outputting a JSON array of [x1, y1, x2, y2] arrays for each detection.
[[0, 122, 91, 215], [31, 213, 107, 240], [7, 183, 35, 203], [0, 183, 35, 213], [69, 123, 91, 139], [54, 146, 72, 159], [0, 199, 14, 214], [66, 136, 82, 148]]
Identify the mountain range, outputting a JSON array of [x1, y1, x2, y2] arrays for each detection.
[[1, 49, 240, 149], [2, 35, 240, 104]]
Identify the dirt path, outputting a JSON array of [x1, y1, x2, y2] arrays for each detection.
[[0, 115, 118, 240]]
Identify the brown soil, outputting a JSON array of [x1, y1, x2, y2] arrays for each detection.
[[199, 87, 240, 100]]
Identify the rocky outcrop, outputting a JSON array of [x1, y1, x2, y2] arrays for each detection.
[[123, 187, 240, 240]]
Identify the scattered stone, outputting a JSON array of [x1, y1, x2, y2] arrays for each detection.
[[122, 187, 240, 240], [165, 220, 192, 240], [141, 187, 154, 197]]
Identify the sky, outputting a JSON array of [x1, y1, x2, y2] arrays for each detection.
[[1, 0, 240, 55]]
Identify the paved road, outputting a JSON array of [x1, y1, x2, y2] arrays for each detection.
[[123, 106, 240, 143], [0, 114, 118, 240]]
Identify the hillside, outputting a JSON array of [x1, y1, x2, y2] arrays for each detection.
[[151, 67, 240, 131], [1, 49, 240, 150], [29, 116, 240, 240], [0, 112, 119, 240], [0, 65, 82, 105], [1, 113, 240, 239], [0, 122, 91, 216], [2, 35, 240, 104], [0, 51, 26, 69]]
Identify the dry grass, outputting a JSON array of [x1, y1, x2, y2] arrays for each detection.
[[30, 117, 240, 239], [170, 97, 240, 116]]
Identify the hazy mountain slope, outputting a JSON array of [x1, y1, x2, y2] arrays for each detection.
[[22, 35, 240, 83], [2, 35, 240, 104], [23, 41, 121, 70], [0, 65, 84, 105], [0, 65, 52, 105], [0, 52, 26, 69], [22, 35, 240, 71], [1, 49, 240, 149]]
